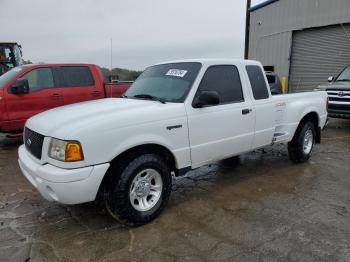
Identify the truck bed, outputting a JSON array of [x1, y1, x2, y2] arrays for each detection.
[[271, 91, 328, 143]]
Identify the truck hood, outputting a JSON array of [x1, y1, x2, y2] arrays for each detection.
[[318, 81, 350, 90], [26, 98, 186, 139]]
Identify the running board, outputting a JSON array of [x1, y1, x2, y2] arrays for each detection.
[[272, 132, 288, 142]]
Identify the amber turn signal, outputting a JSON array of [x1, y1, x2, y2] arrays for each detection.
[[65, 142, 84, 162]]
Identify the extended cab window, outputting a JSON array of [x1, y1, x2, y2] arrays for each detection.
[[60, 66, 94, 87], [21, 67, 55, 92], [195, 65, 244, 105], [246, 65, 269, 100]]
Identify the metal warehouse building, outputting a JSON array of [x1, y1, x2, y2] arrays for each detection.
[[248, 0, 350, 92]]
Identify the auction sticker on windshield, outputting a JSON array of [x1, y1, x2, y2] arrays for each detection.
[[166, 69, 187, 78]]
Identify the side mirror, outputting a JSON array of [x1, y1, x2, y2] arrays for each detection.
[[10, 79, 29, 94], [328, 76, 334, 82], [193, 91, 220, 108]]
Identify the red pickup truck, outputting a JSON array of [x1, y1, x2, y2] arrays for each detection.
[[0, 64, 132, 137]]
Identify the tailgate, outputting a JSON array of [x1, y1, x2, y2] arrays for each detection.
[[104, 82, 133, 98]]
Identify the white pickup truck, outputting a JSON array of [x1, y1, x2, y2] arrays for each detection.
[[18, 59, 328, 225]]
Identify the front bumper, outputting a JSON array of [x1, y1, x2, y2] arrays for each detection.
[[18, 145, 110, 204], [328, 110, 350, 119], [328, 103, 350, 119]]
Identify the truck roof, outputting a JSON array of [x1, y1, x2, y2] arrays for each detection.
[[154, 58, 261, 67], [0, 42, 19, 45], [18, 63, 98, 68]]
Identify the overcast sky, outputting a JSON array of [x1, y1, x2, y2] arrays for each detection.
[[1, 0, 264, 70]]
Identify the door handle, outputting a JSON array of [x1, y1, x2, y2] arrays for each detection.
[[91, 91, 102, 97], [51, 93, 61, 99], [242, 108, 252, 115]]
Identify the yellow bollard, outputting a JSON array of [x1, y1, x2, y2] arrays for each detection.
[[281, 77, 287, 94]]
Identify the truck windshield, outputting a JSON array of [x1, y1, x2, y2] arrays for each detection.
[[0, 66, 25, 89], [125, 62, 202, 103], [336, 66, 350, 82]]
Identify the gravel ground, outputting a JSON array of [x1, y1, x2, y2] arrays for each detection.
[[0, 118, 349, 262]]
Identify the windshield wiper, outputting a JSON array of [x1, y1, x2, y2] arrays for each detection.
[[132, 94, 166, 104], [336, 79, 350, 82]]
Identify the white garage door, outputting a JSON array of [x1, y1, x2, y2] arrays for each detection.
[[289, 23, 350, 92]]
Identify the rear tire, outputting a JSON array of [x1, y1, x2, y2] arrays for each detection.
[[105, 154, 172, 226], [288, 121, 316, 163]]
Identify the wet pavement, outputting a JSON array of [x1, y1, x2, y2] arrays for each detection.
[[0, 118, 349, 262]]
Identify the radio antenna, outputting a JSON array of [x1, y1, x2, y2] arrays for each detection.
[[110, 38, 113, 97], [110, 38, 113, 72]]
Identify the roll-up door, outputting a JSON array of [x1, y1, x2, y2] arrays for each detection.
[[289, 23, 350, 92]]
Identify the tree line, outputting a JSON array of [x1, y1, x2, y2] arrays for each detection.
[[18, 60, 142, 83], [99, 67, 142, 82]]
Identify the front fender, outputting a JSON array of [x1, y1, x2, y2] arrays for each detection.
[[80, 119, 191, 169]]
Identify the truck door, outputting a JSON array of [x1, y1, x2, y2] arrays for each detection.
[[245, 65, 275, 148], [5, 67, 63, 130], [186, 65, 255, 168], [0, 89, 8, 131], [57, 66, 104, 105]]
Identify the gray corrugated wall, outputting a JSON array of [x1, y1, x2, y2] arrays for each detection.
[[248, 0, 350, 90], [289, 23, 350, 92], [251, 31, 292, 83]]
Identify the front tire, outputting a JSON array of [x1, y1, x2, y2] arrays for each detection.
[[105, 154, 172, 226], [288, 121, 316, 163]]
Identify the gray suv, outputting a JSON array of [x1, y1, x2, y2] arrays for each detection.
[[317, 66, 350, 118]]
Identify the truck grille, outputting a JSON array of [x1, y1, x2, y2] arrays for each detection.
[[24, 128, 44, 159], [326, 89, 350, 111]]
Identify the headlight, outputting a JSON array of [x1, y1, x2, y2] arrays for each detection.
[[49, 138, 84, 162]]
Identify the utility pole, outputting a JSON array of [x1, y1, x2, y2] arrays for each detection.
[[109, 38, 113, 96], [110, 38, 113, 81], [244, 0, 251, 59]]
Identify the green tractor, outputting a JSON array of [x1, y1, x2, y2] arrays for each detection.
[[0, 42, 23, 76]]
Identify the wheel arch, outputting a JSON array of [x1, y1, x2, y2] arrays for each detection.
[[297, 111, 320, 143], [97, 143, 178, 200]]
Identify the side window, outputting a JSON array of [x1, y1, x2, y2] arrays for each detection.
[[60, 66, 94, 87], [246, 65, 269, 100], [195, 65, 244, 105], [22, 68, 54, 92]]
